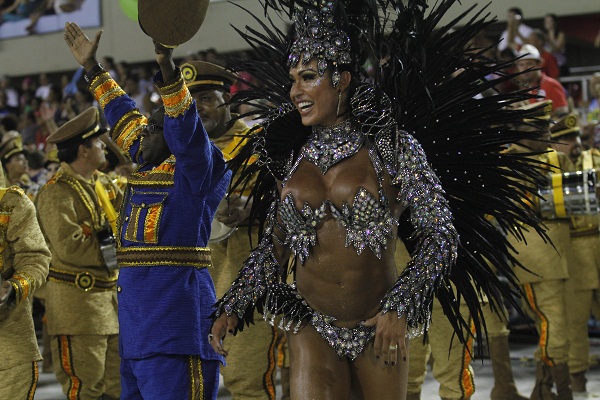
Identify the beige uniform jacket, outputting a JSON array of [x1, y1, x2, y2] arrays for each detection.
[[35, 163, 123, 335], [506, 145, 576, 283], [0, 186, 51, 370]]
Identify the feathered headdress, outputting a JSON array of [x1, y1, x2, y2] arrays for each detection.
[[224, 0, 550, 350]]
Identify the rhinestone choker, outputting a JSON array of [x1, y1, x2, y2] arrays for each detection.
[[303, 119, 365, 174]]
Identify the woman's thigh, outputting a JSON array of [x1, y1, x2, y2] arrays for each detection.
[[351, 341, 408, 400], [288, 326, 352, 400], [287, 326, 408, 400]]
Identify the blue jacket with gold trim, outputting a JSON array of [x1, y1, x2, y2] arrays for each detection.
[[89, 68, 230, 361]]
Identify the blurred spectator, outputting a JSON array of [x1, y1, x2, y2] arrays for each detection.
[[137, 65, 155, 96], [19, 110, 40, 149], [19, 77, 37, 113], [581, 122, 600, 150], [0, 90, 11, 119], [0, 114, 20, 138], [73, 87, 95, 115], [494, 48, 520, 94], [123, 73, 152, 117], [497, 7, 533, 55], [516, 44, 568, 117], [528, 29, 560, 79], [588, 72, 600, 123], [102, 56, 119, 81], [43, 84, 64, 125], [26, 148, 47, 184], [62, 67, 84, 98], [34, 72, 51, 101], [0, 75, 20, 114], [42, 145, 60, 184], [116, 61, 130, 86], [543, 14, 568, 77]]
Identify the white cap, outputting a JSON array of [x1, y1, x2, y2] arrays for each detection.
[[517, 44, 541, 62]]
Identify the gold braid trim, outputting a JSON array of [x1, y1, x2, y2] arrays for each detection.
[[90, 72, 126, 109], [54, 173, 104, 230], [111, 109, 146, 157], [117, 246, 212, 268], [161, 86, 192, 118], [11, 273, 33, 303], [160, 75, 184, 92], [130, 157, 176, 186]]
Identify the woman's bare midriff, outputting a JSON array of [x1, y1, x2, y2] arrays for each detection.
[[281, 147, 402, 327], [296, 224, 398, 325]]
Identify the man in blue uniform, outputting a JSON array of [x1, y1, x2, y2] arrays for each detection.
[[63, 22, 230, 399]]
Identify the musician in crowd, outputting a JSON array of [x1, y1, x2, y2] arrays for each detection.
[[506, 100, 575, 400], [550, 113, 600, 393]]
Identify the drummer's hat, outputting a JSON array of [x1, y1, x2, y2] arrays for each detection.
[[550, 112, 581, 139], [180, 61, 237, 93], [138, 0, 210, 47]]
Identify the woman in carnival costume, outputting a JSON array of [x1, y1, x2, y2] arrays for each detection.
[[211, 0, 549, 398]]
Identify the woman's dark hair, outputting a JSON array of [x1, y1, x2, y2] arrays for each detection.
[[57, 136, 95, 164], [26, 149, 46, 169], [544, 13, 563, 34], [509, 7, 523, 17]]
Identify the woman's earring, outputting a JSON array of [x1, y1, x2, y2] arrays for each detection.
[[336, 91, 342, 117]]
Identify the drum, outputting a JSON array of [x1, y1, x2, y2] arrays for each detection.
[[539, 169, 600, 219], [209, 219, 237, 244]]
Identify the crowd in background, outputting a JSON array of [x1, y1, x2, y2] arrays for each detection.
[[1, 11, 600, 194]]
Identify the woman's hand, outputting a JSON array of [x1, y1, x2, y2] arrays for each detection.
[[362, 311, 408, 366], [63, 22, 101, 71], [209, 313, 239, 357]]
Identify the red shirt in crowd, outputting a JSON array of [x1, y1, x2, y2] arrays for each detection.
[[528, 73, 568, 111]]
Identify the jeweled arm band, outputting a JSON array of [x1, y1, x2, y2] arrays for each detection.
[[213, 201, 311, 333], [381, 130, 459, 338]]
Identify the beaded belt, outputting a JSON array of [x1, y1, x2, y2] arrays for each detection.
[[48, 268, 118, 292], [116, 246, 212, 269]]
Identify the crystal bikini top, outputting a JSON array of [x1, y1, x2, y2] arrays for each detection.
[[278, 119, 399, 264]]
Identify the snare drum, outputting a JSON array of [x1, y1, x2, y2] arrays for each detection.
[[538, 169, 600, 219], [209, 219, 237, 243]]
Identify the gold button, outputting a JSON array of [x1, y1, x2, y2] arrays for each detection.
[[117, 286, 122, 293], [125, 216, 129, 221], [141, 203, 146, 207]]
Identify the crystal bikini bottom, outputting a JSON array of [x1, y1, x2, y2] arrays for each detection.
[[308, 309, 376, 361]]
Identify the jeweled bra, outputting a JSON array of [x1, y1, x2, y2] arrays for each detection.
[[278, 119, 399, 264]]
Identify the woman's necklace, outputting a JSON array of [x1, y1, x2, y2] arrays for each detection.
[[302, 119, 365, 174]]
